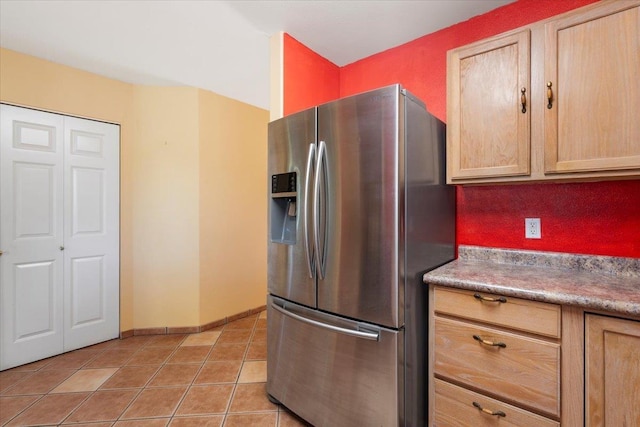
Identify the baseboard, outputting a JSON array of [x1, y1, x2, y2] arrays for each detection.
[[119, 304, 267, 339]]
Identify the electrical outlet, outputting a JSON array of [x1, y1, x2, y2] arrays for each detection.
[[525, 218, 541, 239]]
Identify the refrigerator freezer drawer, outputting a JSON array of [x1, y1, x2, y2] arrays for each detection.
[[267, 296, 402, 427]]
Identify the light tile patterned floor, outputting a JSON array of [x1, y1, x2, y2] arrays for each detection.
[[0, 311, 310, 426]]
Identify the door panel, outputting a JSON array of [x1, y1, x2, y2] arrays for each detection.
[[1, 105, 65, 370], [14, 163, 56, 238], [70, 256, 105, 326], [14, 261, 57, 338], [317, 85, 401, 328], [71, 167, 104, 235], [267, 108, 317, 308], [63, 116, 119, 351]]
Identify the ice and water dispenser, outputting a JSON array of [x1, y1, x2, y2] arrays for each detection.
[[270, 172, 297, 244]]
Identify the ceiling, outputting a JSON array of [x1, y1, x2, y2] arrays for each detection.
[[0, 0, 513, 110]]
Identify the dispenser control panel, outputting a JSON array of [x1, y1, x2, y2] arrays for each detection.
[[271, 172, 296, 195]]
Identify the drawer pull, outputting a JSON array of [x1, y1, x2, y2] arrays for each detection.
[[473, 334, 507, 348], [473, 401, 506, 417], [473, 293, 507, 303]]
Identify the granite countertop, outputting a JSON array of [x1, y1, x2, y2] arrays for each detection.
[[423, 245, 640, 317]]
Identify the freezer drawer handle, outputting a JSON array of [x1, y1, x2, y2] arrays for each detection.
[[271, 302, 380, 341]]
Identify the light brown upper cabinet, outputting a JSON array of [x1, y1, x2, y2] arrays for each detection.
[[545, 2, 640, 175], [447, 0, 640, 184], [447, 30, 531, 181]]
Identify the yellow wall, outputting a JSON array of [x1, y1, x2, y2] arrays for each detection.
[[0, 48, 268, 331], [198, 90, 268, 325], [130, 86, 201, 328]]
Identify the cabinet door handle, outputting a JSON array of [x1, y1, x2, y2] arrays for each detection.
[[473, 334, 507, 348], [547, 81, 553, 109], [473, 293, 507, 303], [473, 401, 506, 417], [520, 87, 527, 113]]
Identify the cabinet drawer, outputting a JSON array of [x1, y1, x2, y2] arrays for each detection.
[[434, 316, 560, 417], [434, 287, 561, 338], [435, 379, 559, 427]]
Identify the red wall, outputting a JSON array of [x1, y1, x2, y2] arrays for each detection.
[[283, 0, 640, 258], [283, 34, 340, 115]]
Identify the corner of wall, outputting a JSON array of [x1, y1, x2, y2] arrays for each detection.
[[270, 32, 284, 121]]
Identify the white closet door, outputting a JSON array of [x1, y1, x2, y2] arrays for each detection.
[[1, 105, 65, 370], [63, 116, 119, 351], [1, 105, 120, 370]]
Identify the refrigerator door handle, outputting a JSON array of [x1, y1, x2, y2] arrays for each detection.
[[304, 143, 316, 279], [313, 140, 327, 280], [271, 301, 380, 341]]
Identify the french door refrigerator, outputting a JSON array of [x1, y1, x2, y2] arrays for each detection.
[[267, 84, 455, 426]]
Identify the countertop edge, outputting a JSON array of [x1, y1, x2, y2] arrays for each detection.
[[423, 246, 640, 317]]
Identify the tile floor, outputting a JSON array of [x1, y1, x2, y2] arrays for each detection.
[[0, 311, 310, 427]]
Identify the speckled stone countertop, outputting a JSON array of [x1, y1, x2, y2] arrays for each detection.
[[423, 245, 640, 316]]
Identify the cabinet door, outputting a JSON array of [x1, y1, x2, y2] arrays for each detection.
[[544, 2, 640, 174], [447, 30, 530, 182], [586, 314, 640, 427]]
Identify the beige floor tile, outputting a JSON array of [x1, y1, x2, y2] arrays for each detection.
[[64, 389, 139, 423], [169, 415, 224, 426], [174, 384, 234, 416], [259, 311, 267, 319], [237, 361, 267, 383], [5, 392, 90, 426], [99, 365, 160, 389], [121, 386, 187, 419], [181, 331, 221, 346], [51, 368, 118, 393], [229, 383, 277, 413], [223, 412, 277, 427], [256, 318, 267, 329], [0, 395, 40, 425]]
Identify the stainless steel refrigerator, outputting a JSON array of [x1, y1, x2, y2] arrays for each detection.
[[267, 84, 455, 426]]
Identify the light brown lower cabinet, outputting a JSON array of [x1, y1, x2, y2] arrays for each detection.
[[585, 314, 640, 427], [429, 285, 640, 426]]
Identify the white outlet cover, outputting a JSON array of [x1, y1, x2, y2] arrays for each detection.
[[525, 218, 541, 239]]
